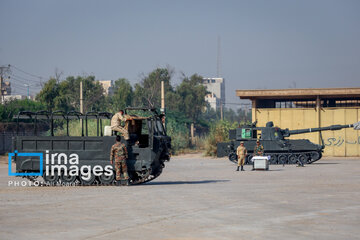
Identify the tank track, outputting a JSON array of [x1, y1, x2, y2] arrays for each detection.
[[23, 165, 164, 186], [229, 151, 322, 165]]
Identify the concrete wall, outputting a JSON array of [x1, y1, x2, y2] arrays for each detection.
[[252, 107, 360, 156]]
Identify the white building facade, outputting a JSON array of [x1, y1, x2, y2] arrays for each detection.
[[98, 80, 114, 96], [202, 77, 225, 110]]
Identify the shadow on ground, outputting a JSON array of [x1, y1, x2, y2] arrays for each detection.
[[144, 180, 230, 185], [312, 162, 339, 165]]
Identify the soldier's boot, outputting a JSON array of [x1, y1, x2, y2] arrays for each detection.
[[241, 166, 244, 171], [236, 166, 239, 171], [121, 180, 129, 186]]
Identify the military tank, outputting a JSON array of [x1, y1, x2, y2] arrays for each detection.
[[217, 121, 360, 165], [10, 108, 171, 185]]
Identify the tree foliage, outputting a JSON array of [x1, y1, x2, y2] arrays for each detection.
[[36, 76, 105, 112], [36, 78, 58, 111], [133, 68, 173, 108], [110, 78, 133, 112], [0, 99, 45, 122], [175, 74, 207, 123]]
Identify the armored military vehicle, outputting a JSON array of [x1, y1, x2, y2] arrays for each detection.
[[10, 108, 171, 185], [217, 121, 360, 165]]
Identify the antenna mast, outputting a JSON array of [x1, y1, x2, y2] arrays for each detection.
[[217, 36, 221, 77]]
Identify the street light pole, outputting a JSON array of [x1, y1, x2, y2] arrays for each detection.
[[24, 84, 30, 99]]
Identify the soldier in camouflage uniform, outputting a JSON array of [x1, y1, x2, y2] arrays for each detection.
[[252, 140, 264, 170], [110, 135, 129, 186], [111, 110, 129, 140], [253, 140, 264, 156]]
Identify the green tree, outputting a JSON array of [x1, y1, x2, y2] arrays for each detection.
[[110, 78, 133, 111], [132, 83, 145, 107], [134, 68, 173, 108], [36, 78, 59, 111], [165, 91, 183, 112], [176, 74, 207, 123], [0, 99, 45, 122], [36, 76, 106, 113]]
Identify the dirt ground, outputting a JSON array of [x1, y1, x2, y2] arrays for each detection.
[[1, 154, 360, 240]]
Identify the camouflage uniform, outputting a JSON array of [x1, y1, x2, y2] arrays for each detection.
[[253, 143, 264, 156], [236, 145, 247, 167], [110, 142, 129, 181], [111, 112, 129, 140]]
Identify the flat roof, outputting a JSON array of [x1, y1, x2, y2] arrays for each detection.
[[236, 87, 360, 99]]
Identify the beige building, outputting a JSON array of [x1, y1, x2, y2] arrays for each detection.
[[3, 95, 27, 102], [236, 88, 360, 157], [98, 80, 114, 95], [203, 78, 225, 110], [1, 81, 12, 104]]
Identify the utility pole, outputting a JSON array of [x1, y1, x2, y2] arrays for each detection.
[[217, 36, 224, 120], [160, 80, 166, 130], [191, 123, 195, 145], [217, 36, 221, 78], [80, 80, 84, 114], [0, 65, 11, 104], [80, 80, 84, 135], [220, 102, 223, 120], [24, 84, 30, 99], [0, 74, 2, 104], [161, 80, 165, 113]]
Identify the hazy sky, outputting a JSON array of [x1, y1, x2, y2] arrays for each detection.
[[1, 0, 359, 106]]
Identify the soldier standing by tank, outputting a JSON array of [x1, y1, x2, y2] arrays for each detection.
[[252, 140, 264, 170], [253, 140, 264, 156], [110, 135, 129, 186], [236, 141, 247, 171], [111, 109, 129, 141]]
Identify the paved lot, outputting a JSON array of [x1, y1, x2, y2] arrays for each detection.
[[0, 154, 360, 240]]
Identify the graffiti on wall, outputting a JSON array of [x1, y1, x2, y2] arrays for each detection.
[[325, 136, 360, 147]]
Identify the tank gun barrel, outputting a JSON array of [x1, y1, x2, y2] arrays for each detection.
[[284, 121, 360, 136]]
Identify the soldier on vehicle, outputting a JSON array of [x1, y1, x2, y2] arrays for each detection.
[[110, 135, 129, 186], [111, 109, 129, 141], [159, 113, 166, 125], [251, 140, 264, 170], [236, 141, 247, 171]]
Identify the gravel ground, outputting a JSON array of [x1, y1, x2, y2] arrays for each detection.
[[0, 154, 360, 240]]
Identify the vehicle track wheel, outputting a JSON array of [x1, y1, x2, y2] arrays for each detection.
[[310, 151, 320, 161], [61, 172, 77, 184], [278, 154, 287, 165], [80, 174, 96, 186], [269, 154, 277, 164], [288, 154, 297, 164], [298, 154, 307, 165], [246, 155, 252, 165], [98, 172, 115, 185], [228, 153, 237, 163], [43, 172, 59, 184]]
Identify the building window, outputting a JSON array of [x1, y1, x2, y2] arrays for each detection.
[[322, 99, 360, 107], [265, 98, 360, 109], [274, 100, 316, 108]]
